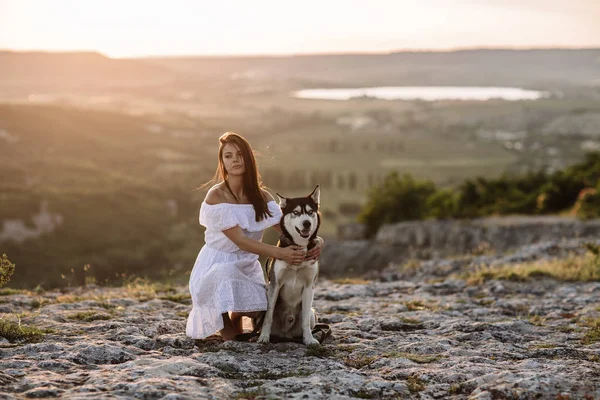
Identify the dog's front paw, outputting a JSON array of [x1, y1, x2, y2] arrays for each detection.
[[257, 332, 270, 344], [304, 336, 319, 346]]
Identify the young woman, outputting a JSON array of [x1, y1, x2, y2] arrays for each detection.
[[186, 132, 324, 341]]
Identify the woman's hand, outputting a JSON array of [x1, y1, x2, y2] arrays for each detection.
[[305, 237, 324, 261], [278, 245, 307, 265]]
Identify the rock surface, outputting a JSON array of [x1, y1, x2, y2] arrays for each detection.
[[1, 238, 600, 399], [322, 216, 600, 277]]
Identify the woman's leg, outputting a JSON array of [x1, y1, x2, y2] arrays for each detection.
[[220, 312, 238, 341], [230, 312, 243, 334], [221, 311, 263, 340], [231, 311, 265, 332]]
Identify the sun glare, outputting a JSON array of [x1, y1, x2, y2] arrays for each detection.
[[0, 0, 598, 57]]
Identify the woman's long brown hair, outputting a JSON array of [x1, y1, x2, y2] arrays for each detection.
[[205, 132, 272, 222]]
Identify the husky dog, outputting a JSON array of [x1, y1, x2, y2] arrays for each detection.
[[258, 185, 321, 345]]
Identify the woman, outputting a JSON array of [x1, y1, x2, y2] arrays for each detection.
[[186, 132, 324, 341]]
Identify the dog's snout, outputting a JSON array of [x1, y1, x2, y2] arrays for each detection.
[[302, 220, 311, 228]]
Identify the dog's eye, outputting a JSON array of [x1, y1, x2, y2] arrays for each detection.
[[307, 210, 313, 215], [293, 211, 301, 216]]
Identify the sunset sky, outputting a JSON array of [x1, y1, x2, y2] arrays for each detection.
[[1, 0, 599, 58]]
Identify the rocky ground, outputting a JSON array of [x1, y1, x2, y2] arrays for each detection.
[[1, 240, 600, 399]]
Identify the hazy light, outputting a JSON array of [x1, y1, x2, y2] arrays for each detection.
[[0, 0, 598, 57]]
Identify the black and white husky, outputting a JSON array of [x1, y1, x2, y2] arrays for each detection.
[[258, 185, 321, 345]]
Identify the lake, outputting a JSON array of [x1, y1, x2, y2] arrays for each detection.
[[293, 86, 549, 101]]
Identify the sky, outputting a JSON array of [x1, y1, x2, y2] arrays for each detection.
[[0, 0, 599, 58]]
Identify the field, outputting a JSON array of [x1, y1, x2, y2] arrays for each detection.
[[1, 49, 599, 287]]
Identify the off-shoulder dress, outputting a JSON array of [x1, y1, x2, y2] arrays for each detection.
[[185, 200, 282, 339]]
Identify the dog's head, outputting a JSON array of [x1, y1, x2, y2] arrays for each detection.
[[277, 185, 321, 246]]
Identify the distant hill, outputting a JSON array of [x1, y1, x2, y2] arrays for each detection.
[[0, 51, 174, 89], [143, 48, 600, 89], [1, 49, 598, 92]]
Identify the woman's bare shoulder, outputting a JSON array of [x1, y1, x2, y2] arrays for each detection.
[[205, 185, 226, 205]]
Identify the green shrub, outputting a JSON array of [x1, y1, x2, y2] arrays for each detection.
[[358, 153, 600, 237], [0, 254, 15, 288], [425, 189, 457, 219], [577, 186, 600, 219], [358, 172, 437, 237]]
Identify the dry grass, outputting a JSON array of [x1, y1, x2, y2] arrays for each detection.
[[464, 254, 600, 285], [404, 300, 427, 311], [0, 288, 26, 296], [331, 278, 371, 285], [385, 352, 443, 363], [529, 314, 547, 326], [404, 299, 443, 311], [531, 343, 557, 349], [159, 293, 191, 304], [305, 344, 336, 358], [580, 317, 600, 345], [67, 311, 112, 322], [124, 278, 160, 300], [343, 355, 378, 369], [407, 375, 426, 393]]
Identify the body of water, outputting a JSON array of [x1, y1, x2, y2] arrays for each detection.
[[293, 86, 549, 101]]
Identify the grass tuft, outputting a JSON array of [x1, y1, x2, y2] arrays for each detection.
[[401, 317, 421, 324], [0, 319, 50, 343], [67, 311, 112, 322], [385, 351, 443, 363], [529, 314, 547, 326], [404, 300, 427, 311], [305, 344, 335, 358], [532, 343, 557, 349], [343, 354, 378, 369], [580, 317, 600, 345], [125, 278, 159, 300], [0, 288, 25, 296], [407, 375, 426, 393], [159, 293, 191, 304]]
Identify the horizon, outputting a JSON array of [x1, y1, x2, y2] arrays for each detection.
[[1, 0, 599, 58], [1, 45, 600, 60]]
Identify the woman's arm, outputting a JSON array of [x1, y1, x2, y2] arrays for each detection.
[[306, 236, 324, 261], [223, 226, 305, 265]]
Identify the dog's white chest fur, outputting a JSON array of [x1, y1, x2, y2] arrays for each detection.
[[273, 258, 318, 306]]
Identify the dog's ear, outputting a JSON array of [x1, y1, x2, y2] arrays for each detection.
[[309, 185, 320, 208], [276, 192, 287, 209]]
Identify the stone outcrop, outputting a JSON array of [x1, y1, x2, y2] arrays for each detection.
[[321, 216, 600, 277]]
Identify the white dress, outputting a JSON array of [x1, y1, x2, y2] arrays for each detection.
[[186, 200, 282, 339]]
